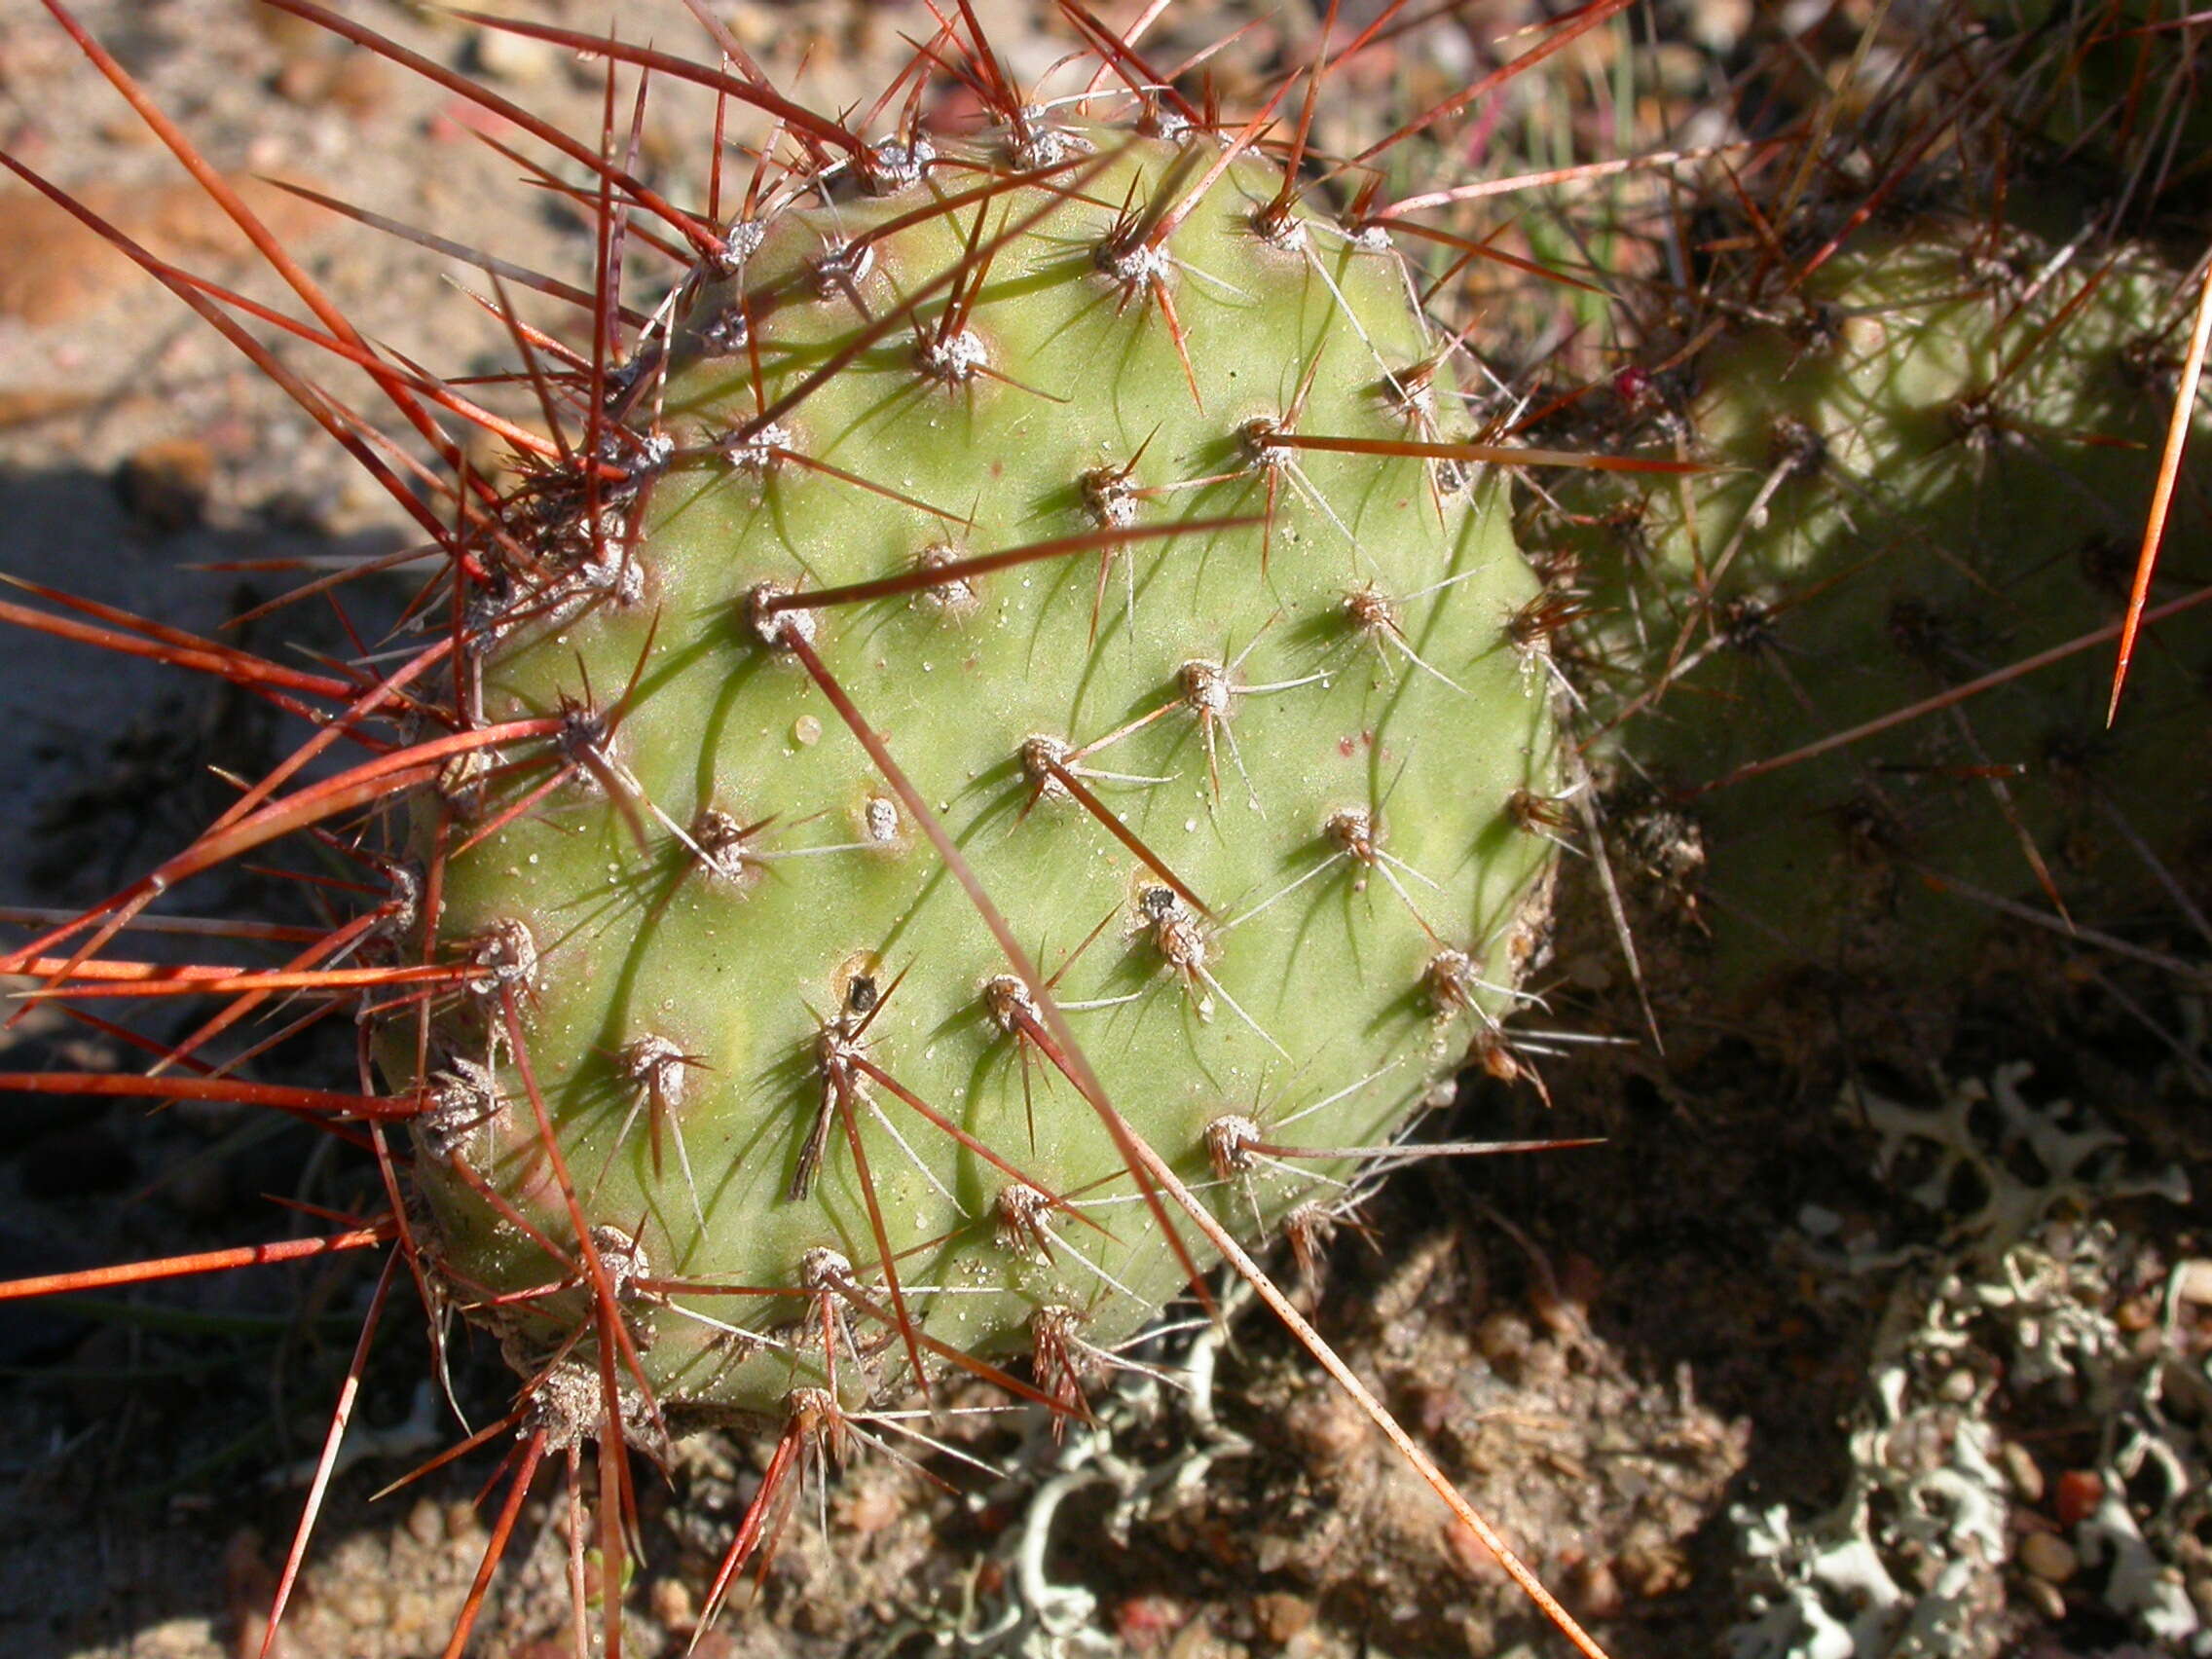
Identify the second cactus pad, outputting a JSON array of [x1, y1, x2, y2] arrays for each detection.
[[1542, 217, 2211, 1008], [400, 125, 1561, 1426]]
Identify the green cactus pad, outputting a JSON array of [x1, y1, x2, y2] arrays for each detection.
[[399, 124, 1560, 1425], [1542, 217, 2210, 1005]]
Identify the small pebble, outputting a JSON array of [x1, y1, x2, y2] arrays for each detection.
[[472, 23, 558, 85], [274, 55, 329, 106], [444, 1499, 486, 1562], [648, 1575, 696, 1634], [320, 55, 391, 117], [129, 1619, 220, 1659], [386, 1591, 441, 1647], [0, 177, 320, 325], [333, 1587, 386, 1627], [1562, 952, 1612, 992], [1285, 1387, 1365, 1466], [2019, 1530, 2079, 1584], [1164, 1615, 1225, 1659], [405, 1496, 445, 1547], [275, 51, 389, 116], [1442, 1517, 1506, 1583], [2174, 1258, 2212, 1307], [841, 1477, 903, 1535], [2000, 1441, 2045, 1504], [1475, 1309, 1531, 1367], [2020, 1575, 2066, 1621], [2053, 1468, 2104, 1528], [1251, 1591, 1314, 1642], [1113, 1593, 1187, 1655], [1684, 0, 1753, 52], [1572, 1557, 1624, 1620], [1641, 41, 1710, 97]]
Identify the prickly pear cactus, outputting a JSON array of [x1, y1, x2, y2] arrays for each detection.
[[1535, 216, 2211, 1004], [409, 123, 1561, 1425]]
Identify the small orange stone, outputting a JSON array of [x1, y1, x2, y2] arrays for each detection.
[[2053, 1468, 2104, 1528]]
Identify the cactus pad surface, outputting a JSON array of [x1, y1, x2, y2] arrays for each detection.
[[408, 124, 1561, 1426]]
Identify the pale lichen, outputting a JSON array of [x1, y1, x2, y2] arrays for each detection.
[[1730, 1064, 2199, 1659]]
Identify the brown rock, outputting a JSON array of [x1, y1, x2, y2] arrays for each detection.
[[2053, 1468, 2103, 1528], [274, 49, 390, 117], [1251, 1591, 1315, 1642], [1572, 1556, 1624, 1620], [2018, 1530, 2079, 1585], [648, 1575, 697, 1635], [1999, 1441, 2045, 1504]]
